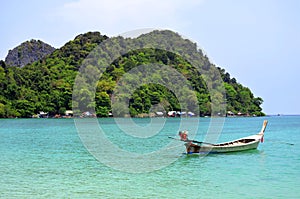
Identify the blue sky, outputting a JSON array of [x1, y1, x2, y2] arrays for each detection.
[[1, 0, 299, 115]]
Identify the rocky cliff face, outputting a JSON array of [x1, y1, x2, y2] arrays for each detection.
[[5, 39, 55, 67]]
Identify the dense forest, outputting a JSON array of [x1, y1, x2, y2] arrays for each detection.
[[0, 30, 264, 118]]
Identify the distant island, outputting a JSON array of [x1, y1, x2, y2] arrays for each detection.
[[0, 30, 264, 118]]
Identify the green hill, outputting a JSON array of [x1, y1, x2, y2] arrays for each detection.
[[0, 30, 264, 118]]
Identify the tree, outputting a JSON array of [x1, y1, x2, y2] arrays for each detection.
[[0, 30, 265, 117]]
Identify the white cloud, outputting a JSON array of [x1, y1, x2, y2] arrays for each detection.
[[56, 0, 204, 35]]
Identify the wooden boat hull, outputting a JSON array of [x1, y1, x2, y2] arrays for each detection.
[[185, 140, 260, 154], [184, 120, 268, 154]]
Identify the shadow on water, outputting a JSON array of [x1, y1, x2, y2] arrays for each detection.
[[181, 148, 263, 159], [175, 149, 266, 169]]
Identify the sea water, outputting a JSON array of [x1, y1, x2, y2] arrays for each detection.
[[0, 116, 299, 198]]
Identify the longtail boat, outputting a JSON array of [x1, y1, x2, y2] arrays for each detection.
[[180, 120, 268, 154]]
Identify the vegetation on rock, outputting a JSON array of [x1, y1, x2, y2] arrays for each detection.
[[5, 39, 55, 68], [0, 31, 264, 118]]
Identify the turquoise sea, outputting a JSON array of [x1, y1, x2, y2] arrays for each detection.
[[0, 116, 299, 198]]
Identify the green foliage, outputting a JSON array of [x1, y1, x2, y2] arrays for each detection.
[[0, 31, 265, 118], [219, 68, 265, 116]]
